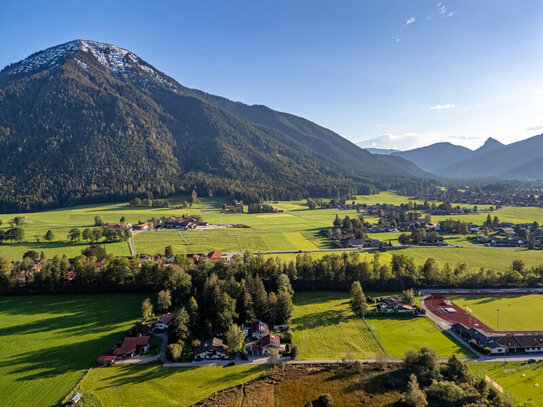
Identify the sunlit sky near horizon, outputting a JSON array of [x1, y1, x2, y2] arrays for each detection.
[[1, 0, 542, 150]]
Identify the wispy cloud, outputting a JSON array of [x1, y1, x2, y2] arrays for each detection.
[[526, 125, 543, 132], [431, 1, 456, 19], [429, 104, 456, 110], [534, 89, 543, 95], [395, 37, 400, 43], [357, 132, 481, 150], [404, 16, 415, 26]]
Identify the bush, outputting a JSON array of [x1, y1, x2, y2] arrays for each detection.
[[290, 345, 300, 360], [167, 342, 183, 362]]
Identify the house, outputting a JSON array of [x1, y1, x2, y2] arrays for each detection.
[[468, 224, 480, 234], [260, 334, 281, 354], [347, 239, 365, 249], [250, 320, 270, 339], [112, 335, 151, 357], [247, 334, 281, 356], [207, 250, 224, 263], [452, 323, 543, 354], [193, 337, 229, 360], [273, 324, 289, 332], [133, 222, 150, 231], [380, 297, 415, 313], [490, 237, 527, 248], [96, 355, 116, 366], [154, 312, 174, 330], [420, 236, 446, 246]]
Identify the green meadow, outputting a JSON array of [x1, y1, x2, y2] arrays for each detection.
[[291, 291, 471, 360], [0, 294, 144, 407], [470, 362, 543, 405], [452, 295, 543, 331], [78, 364, 268, 407], [0, 191, 541, 268]]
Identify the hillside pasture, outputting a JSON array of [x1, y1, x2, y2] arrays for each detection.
[[0, 294, 144, 407]]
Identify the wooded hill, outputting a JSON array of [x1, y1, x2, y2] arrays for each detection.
[[0, 40, 431, 212]]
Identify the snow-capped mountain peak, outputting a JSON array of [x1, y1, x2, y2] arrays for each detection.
[[1, 40, 179, 92]]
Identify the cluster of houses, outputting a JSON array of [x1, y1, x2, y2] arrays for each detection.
[[467, 222, 543, 248], [95, 313, 175, 366], [452, 323, 543, 355], [192, 320, 285, 361]]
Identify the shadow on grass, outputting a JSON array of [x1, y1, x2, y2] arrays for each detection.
[[91, 363, 265, 390], [291, 309, 353, 331], [0, 332, 125, 381]]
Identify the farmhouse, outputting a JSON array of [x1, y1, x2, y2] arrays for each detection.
[[207, 250, 224, 263], [193, 337, 229, 360], [112, 335, 151, 358], [379, 297, 415, 313]]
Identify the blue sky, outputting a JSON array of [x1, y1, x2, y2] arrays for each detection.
[[1, 0, 542, 150]]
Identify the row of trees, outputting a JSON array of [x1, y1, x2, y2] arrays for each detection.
[[3, 249, 543, 298]]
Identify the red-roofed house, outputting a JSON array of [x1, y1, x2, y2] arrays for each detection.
[[207, 250, 223, 263], [154, 313, 174, 330], [96, 355, 116, 366], [261, 334, 280, 354], [112, 336, 151, 357], [250, 320, 269, 339]]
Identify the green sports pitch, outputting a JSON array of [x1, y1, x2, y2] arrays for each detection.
[[451, 294, 543, 331]]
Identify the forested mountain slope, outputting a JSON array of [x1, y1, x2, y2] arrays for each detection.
[[0, 40, 431, 211]]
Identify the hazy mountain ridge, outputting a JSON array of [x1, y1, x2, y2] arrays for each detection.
[[390, 136, 543, 179], [0, 40, 430, 211]]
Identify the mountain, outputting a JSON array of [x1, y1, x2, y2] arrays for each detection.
[[392, 142, 472, 174], [391, 136, 543, 179], [0, 40, 430, 211], [362, 147, 400, 155], [439, 135, 543, 179]]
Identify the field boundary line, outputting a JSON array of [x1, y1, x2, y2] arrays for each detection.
[[60, 367, 94, 406], [362, 318, 388, 357], [178, 231, 191, 248]]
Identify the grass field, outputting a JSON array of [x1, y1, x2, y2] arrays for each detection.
[[470, 362, 543, 405], [366, 316, 473, 358], [1, 191, 541, 264], [452, 295, 543, 331], [291, 292, 381, 359], [0, 294, 144, 407], [291, 291, 471, 360], [78, 364, 268, 407]]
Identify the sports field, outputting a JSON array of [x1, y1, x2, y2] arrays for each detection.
[[365, 316, 473, 358], [291, 291, 472, 360], [470, 362, 543, 405], [78, 364, 268, 407], [452, 295, 543, 331], [0, 294, 144, 407]]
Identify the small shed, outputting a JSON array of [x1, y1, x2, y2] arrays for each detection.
[[97, 355, 116, 366]]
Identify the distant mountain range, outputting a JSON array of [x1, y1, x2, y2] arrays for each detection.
[[0, 40, 430, 211], [368, 136, 543, 179]]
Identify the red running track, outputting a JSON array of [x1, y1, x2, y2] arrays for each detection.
[[423, 294, 543, 335]]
